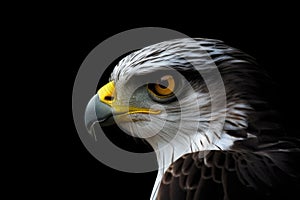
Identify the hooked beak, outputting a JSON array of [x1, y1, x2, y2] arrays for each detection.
[[84, 94, 115, 133], [84, 81, 161, 134], [84, 81, 116, 133]]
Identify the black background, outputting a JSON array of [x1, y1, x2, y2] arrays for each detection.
[[24, 5, 299, 199]]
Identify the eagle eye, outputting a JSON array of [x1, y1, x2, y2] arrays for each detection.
[[147, 75, 176, 102]]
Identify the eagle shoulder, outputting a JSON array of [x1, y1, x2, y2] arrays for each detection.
[[158, 140, 300, 200]]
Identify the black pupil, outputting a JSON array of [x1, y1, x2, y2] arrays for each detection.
[[159, 80, 168, 89]]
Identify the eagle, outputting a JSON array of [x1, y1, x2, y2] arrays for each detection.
[[84, 38, 300, 200]]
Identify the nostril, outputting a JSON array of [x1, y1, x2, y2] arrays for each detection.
[[104, 96, 114, 101]]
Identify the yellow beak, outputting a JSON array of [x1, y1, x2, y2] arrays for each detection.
[[97, 81, 160, 115]]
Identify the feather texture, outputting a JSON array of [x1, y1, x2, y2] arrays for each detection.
[[106, 38, 300, 199], [158, 141, 300, 200]]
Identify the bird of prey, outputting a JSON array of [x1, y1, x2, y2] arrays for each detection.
[[85, 38, 300, 200]]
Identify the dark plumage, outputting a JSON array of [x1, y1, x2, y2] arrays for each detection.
[[158, 141, 300, 200]]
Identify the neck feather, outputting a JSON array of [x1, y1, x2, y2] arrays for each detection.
[[147, 129, 240, 200]]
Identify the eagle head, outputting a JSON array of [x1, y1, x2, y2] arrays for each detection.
[[85, 38, 257, 155]]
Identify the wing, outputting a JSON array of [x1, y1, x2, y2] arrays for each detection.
[[157, 139, 300, 200]]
